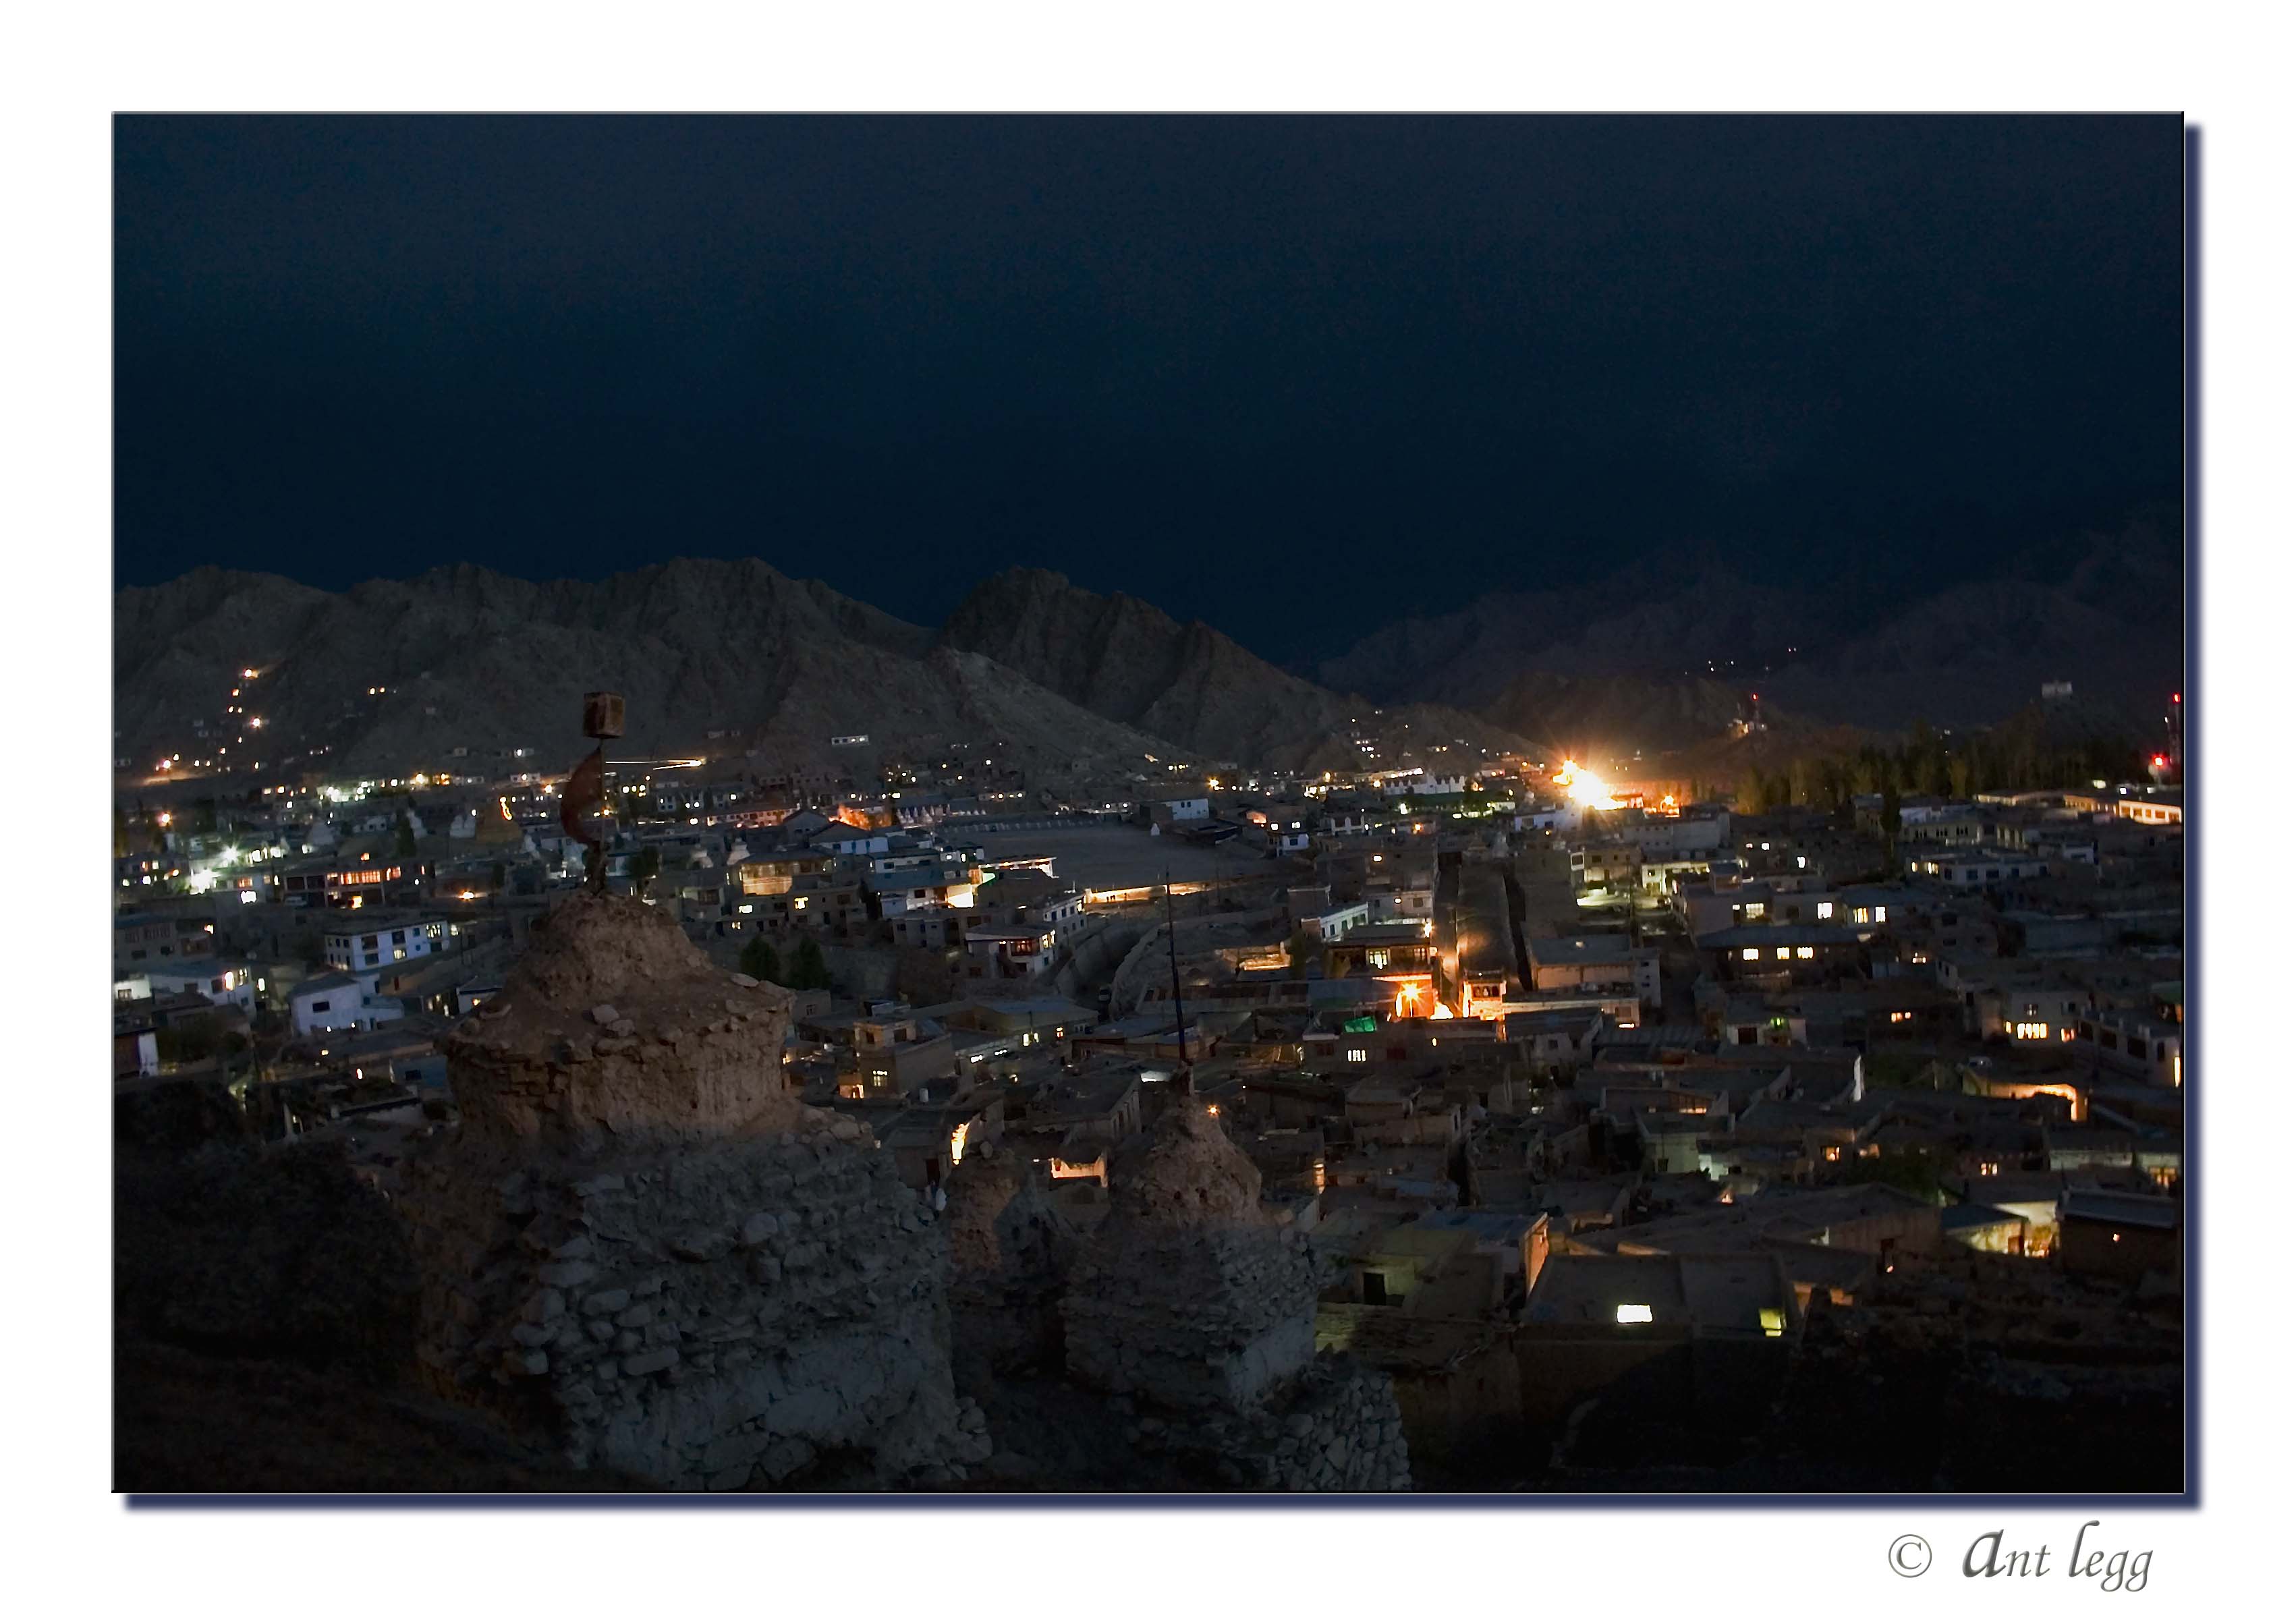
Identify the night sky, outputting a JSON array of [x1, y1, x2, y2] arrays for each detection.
[[115, 115, 2184, 666]]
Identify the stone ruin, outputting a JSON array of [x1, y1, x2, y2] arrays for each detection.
[[1055, 1101, 1413, 1490], [401, 893, 989, 1489], [943, 1139, 1078, 1394]]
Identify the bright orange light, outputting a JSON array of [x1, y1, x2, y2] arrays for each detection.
[[1555, 758, 1625, 810], [156, 812, 172, 826]]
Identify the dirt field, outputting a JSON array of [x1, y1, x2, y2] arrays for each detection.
[[943, 823, 1287, 897]]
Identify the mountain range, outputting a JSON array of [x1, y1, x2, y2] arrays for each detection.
[[113, 562, 1529, 787], [114, 506, 2183, 791], [1318, 504, 2184, 741]]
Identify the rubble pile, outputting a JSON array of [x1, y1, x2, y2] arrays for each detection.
[[402, 895, 989, 1489]]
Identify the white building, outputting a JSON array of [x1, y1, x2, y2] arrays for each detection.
[[1317, 901, 1374, 944], [124, 958, 254, 1012], [1907, 851, 2046, 888], [1379, 770, 1467, 798], [287, 971, 407, 1036], [324, 917, 440, 972]]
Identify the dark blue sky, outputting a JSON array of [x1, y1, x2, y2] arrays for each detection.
[[115, 115, 2183, 664]]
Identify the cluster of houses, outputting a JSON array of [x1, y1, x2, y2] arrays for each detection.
[[110, 740, 2183, 1478]]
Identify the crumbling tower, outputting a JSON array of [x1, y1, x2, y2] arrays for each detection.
[[1061, 1102, 1411, 1489], [401, 893, 988, 1488], [943, 1140, 1078, 1393]]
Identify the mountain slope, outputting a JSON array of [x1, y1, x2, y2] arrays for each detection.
[[1480, 671, 1768, 762], [1314, 510, 2183, 733], [1314, 562, 1813, 710], [113, 560, 1187, 785], [939, 569, 1542, 771]]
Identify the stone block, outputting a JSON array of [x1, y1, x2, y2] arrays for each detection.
[[669, 1228, 731, 1263]]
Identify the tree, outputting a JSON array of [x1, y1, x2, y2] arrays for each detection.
[[393, 814, 418, 860], [1875, 783, 1903, 878], [740, 934, 783, 984], [1286, 926, 1324, 978], [490, 860, 508, 891], [788, 937, 834, 992]]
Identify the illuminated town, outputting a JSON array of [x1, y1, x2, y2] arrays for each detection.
[[111, 656, 2187, 1492], [109, 113, 2185, 1496]]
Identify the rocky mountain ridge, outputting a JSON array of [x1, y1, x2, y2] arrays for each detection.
[[1316, 507, 2184, 733], [113, 559, 1543, 785], [941, 568, 1534, 772], [114, 561, 1195, 783]]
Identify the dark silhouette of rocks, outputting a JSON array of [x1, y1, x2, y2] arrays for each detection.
[[401, 893, 987, 1489], [1057, 1104, 1412, 1490]]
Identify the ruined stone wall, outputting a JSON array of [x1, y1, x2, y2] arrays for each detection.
[[1119, 1355, 1411, 1491], [443, 897, 800, 1145], [404, 1112, 988, 1488], [401, 895, 988, 1489], [943, 1144, 1076, 1394], [1061, 1102, 1327, 1413], [1064, 1224, 1321, 1412], [1050, 1101, 1413, 1488]]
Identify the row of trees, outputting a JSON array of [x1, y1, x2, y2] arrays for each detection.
[[1741, 718, 2150, 817], [740, 933, 835, 991]]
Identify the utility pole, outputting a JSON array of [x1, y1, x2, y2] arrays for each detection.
[[1164, 865, 1192, 1091]]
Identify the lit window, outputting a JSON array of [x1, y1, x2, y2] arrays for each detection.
[[1347, 1048, 1368, 1063], [1817, 901, 1834, 919], [1615, 1304, 1654, 1324], [1796, 946, 1815, 959], [1741, 947, 1760, 961], [1776, 947, 1792, 961], [1759, 1307, 1786, 1337]]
